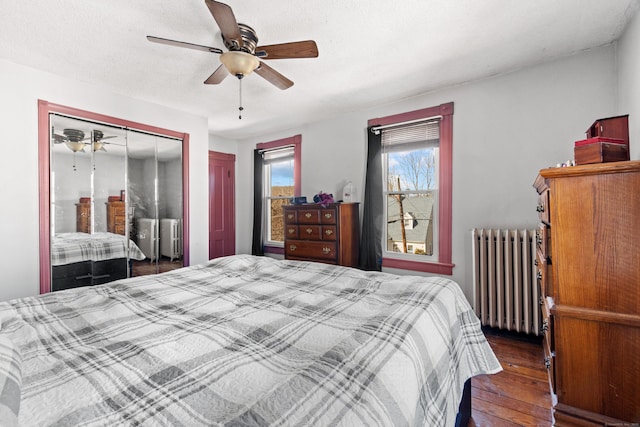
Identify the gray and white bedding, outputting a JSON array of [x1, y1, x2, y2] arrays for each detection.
[[0, 255, 501, 426], [51, 232, 146, 266]]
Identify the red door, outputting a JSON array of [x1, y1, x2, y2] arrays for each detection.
[[209, 151, 235, 259]]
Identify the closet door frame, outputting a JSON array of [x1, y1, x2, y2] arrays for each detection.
[[38, 100, 190, 294]]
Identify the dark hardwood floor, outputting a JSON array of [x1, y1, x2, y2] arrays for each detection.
[[469, 328, 554, 427], [131, 257, 183, 276]]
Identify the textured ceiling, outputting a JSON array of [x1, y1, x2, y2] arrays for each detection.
[[1, 0, 638, 139]]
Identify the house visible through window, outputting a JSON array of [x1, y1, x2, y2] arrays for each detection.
[[366, 102, 454, 275], [382, 120, 439, 260]]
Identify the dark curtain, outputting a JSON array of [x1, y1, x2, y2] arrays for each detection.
[[359, 126, 383, 271], [251, 149, 264, 256]]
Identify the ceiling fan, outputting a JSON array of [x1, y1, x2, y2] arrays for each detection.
[[53, 129, 117, 153], [147, 0, 318, 100]]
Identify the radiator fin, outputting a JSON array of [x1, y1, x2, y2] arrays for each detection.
[[472, 228, 540, 335]]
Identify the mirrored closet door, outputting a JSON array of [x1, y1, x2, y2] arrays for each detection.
[[39, 101, 189, 294]]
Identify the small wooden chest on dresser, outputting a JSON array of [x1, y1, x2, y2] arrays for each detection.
[[534, 161, 640, 426], [283, 203, 359, 267]]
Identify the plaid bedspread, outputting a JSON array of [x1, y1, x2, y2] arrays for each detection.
[[0, 255, 501, 426], [51, 232, 146, 266]]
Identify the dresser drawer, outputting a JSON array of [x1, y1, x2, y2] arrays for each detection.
[[540, 296, 554, 352], [299, 225, 322, 240], [112, 206, 125, 216], [543, 330, 556, 394], [536, 189, 550, 224], [321, 226, 337, 241], [285, 225, 298, 239], [535, 223, 550, 259], [285, 240, 337, 260], [320, 208, 337, 224], [284, 210, 297, 224], [297, 209, 321, 224]]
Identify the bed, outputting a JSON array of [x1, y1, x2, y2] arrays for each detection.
[[0, 255, 501, 426], [50, 232, 146, 290]]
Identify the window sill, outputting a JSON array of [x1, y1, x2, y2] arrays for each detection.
[[382, 257, 454, 275], [264, 245, 284, 255]]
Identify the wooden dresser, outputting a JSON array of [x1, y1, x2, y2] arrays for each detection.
[[106, 201, 126, 235], [533, 161, 640, 426], [283, 203, 359, 267], [76, 202, 91, 233]]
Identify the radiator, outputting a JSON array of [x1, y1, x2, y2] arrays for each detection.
[[160, 218, 182, 261], [471, 228, 540, 335], [136, 218, 158, 262]]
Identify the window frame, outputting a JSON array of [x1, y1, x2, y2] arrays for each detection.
[[368, 102, 454, 275], [256, 135, 301, 254]]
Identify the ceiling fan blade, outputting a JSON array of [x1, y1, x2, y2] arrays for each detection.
[[53, 133, 67, 143], [204, 0, 242, 49], [254, 61, 293, 90], [255, 40, 319, 60], [204, 64, 229, 84], [147, 35, 223, 54]]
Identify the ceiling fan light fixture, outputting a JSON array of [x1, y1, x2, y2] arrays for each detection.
[[220, 51, 259, 78], [65, 141, 86, 153]]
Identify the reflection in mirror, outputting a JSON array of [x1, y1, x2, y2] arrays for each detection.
[[127, 132, 183, 275], [49, 113, 184, 291]]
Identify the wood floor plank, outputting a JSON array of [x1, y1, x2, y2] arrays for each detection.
[[473, 372, 551, 407], [469, 328, 553, 427], [473, 386, 552, 422]]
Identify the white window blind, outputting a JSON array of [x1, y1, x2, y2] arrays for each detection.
[[262, 146, 294, 164], [382, 120, 440, 153]]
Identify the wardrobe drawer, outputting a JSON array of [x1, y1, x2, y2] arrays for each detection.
[[536, 189, 550, 224], [535, 223, 550, 259]]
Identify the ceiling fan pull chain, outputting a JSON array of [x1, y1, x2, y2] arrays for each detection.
[[238, 77, 244, 120]]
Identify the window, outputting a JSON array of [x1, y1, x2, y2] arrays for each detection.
[[368, 102, 454, 275], [256, 136, 301, 251], [382, 120, 439, 261]]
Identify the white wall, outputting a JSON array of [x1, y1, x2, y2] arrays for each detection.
[[233, 45, 618, 301], [617, 7, 640, 160], [0, 59, 210, 301]]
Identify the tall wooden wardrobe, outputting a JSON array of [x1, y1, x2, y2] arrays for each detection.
[[533, 160, 640, 426]]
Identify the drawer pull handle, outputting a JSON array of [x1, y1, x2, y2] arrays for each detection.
[[306, 228, 313, 234], [544, 357, 551, 370], [537, 271, 542, 281], [536, 204, 545, 213], [539, 296, 544, 306], [289, 244, 297, 252], [322, 247, 331, 254], [541, 319, 549, 333], [287, 214, 294, 219], [305, 213, 312, 219], [325, 229, 333, 236], [534, 259, 539, 266], [324, 213, 332, 219], [535, 230, 543, 245], [288, 228, 295, 234]]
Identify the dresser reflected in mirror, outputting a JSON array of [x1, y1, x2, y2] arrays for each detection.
[[39, 101, 189, 293]]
